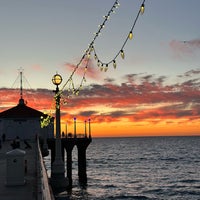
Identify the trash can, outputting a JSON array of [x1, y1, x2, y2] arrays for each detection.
[[6, 149, 26, 186]]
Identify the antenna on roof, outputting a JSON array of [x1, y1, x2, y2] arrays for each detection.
[[11, 68, 32, 105], [19, 67, 24, 100], [18, 67, 25, 105]]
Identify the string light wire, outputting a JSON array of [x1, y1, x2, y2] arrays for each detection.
[[60, 0, 145, 97], [59, 0, 121, 97], [42, 0, 146, 127], [93, 0, 146, 70]]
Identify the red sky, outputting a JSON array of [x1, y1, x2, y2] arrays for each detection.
[[1, 1, 200, 138], [0, 68, 199, 137]]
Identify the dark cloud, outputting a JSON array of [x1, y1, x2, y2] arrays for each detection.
[[104, 77, 115, 84], [109, 110, 128, 118], [0, 69, 200, 125], [78, 110, 98, 117], [177, 68, 200, 78]]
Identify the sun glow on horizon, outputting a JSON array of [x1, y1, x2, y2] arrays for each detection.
[[0, 66, 200, 138]]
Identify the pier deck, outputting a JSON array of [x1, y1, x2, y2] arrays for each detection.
[[0, 140, 37, 200]]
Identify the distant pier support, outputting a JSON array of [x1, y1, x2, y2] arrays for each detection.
[[76, 138, 92, 185], [46, 117, 92, 190], [49, 137, 92, 188], [62, 138, 76, 187]]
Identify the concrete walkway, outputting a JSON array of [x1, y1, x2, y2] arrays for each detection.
[[0, 140, 37, 200]]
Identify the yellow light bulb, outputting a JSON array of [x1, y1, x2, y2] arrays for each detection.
[[94, 54, 97, 60], [76, 90, 79, 96], [113, 60, 117, 69], [140, 4, 145, 14], [89, 46, 94, 52], [97, 60, 100, 67], [100, 64, 104, 71], [129, 32, 133, 40], [120, 50, 125, 59], [104, 64, 108, 72]]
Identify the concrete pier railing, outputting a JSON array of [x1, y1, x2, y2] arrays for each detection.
[[36, 140, 55, 200]]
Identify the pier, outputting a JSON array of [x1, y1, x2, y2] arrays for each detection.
[[47, 136, 92, 188], [0, 139, 54, 200], [48, 73, 92, 192], [0, 136, 91, 199], [0, 72, 92, 199]]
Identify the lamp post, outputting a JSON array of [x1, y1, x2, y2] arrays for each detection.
[[51, 73, 68, 190], [84, 120, 87, 138], [88, 118, 91, 139], [74, 117, 77, 138]]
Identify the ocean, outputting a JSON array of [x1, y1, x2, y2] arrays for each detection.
[[44, 136, 200, 200]]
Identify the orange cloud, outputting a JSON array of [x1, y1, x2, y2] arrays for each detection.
[[0, 69, 200, 137]]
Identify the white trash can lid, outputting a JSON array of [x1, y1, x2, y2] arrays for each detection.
[[6, 149, 26, 156]]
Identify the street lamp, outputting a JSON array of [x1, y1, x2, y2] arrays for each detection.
[[51, 73, 68, 190], [52, 73, 62, 86], [52, 73, 62, 140]]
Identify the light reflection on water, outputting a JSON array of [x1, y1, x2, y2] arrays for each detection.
[[44, 136, 200, 200]]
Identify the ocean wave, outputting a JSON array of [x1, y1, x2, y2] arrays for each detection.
[[179, 179, 200, 183], [44, 137, 200, 200], [106, 195, 153, 200]]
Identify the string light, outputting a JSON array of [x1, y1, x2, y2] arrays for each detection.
[[128, 31, 133, 40], [60, 0, 145, 101], [92, 0, 145, 72], [120, 50, 125, 59], [43, 0, 146, 127], [60, 0, 145, 97], [40, 101, 55, 128], [94, 54, 97, 60], [140, 3, 145, 15], [100, 64, 104, 71], [113, 60, 117, 69], [104, 64, 108, 72]]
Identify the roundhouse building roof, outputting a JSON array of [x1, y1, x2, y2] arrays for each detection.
[[0, 98, 45, 119]]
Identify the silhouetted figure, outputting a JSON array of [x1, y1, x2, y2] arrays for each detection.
[[15, 136, 20, 148], [2, 133, 6, 142], [11, 136, 20, 149], [24, 140, 32, 149], [11, 140, 17, 149], [68, 133, 73, 138], [62, 131, 65, 138]]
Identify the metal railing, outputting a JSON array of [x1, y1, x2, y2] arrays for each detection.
[[36, 139, 55, 200]]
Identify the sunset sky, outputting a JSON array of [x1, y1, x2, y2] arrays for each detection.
[[0, 0, 200, 137]]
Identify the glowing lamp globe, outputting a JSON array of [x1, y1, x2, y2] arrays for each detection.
[[52, 73, 62, 86]]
